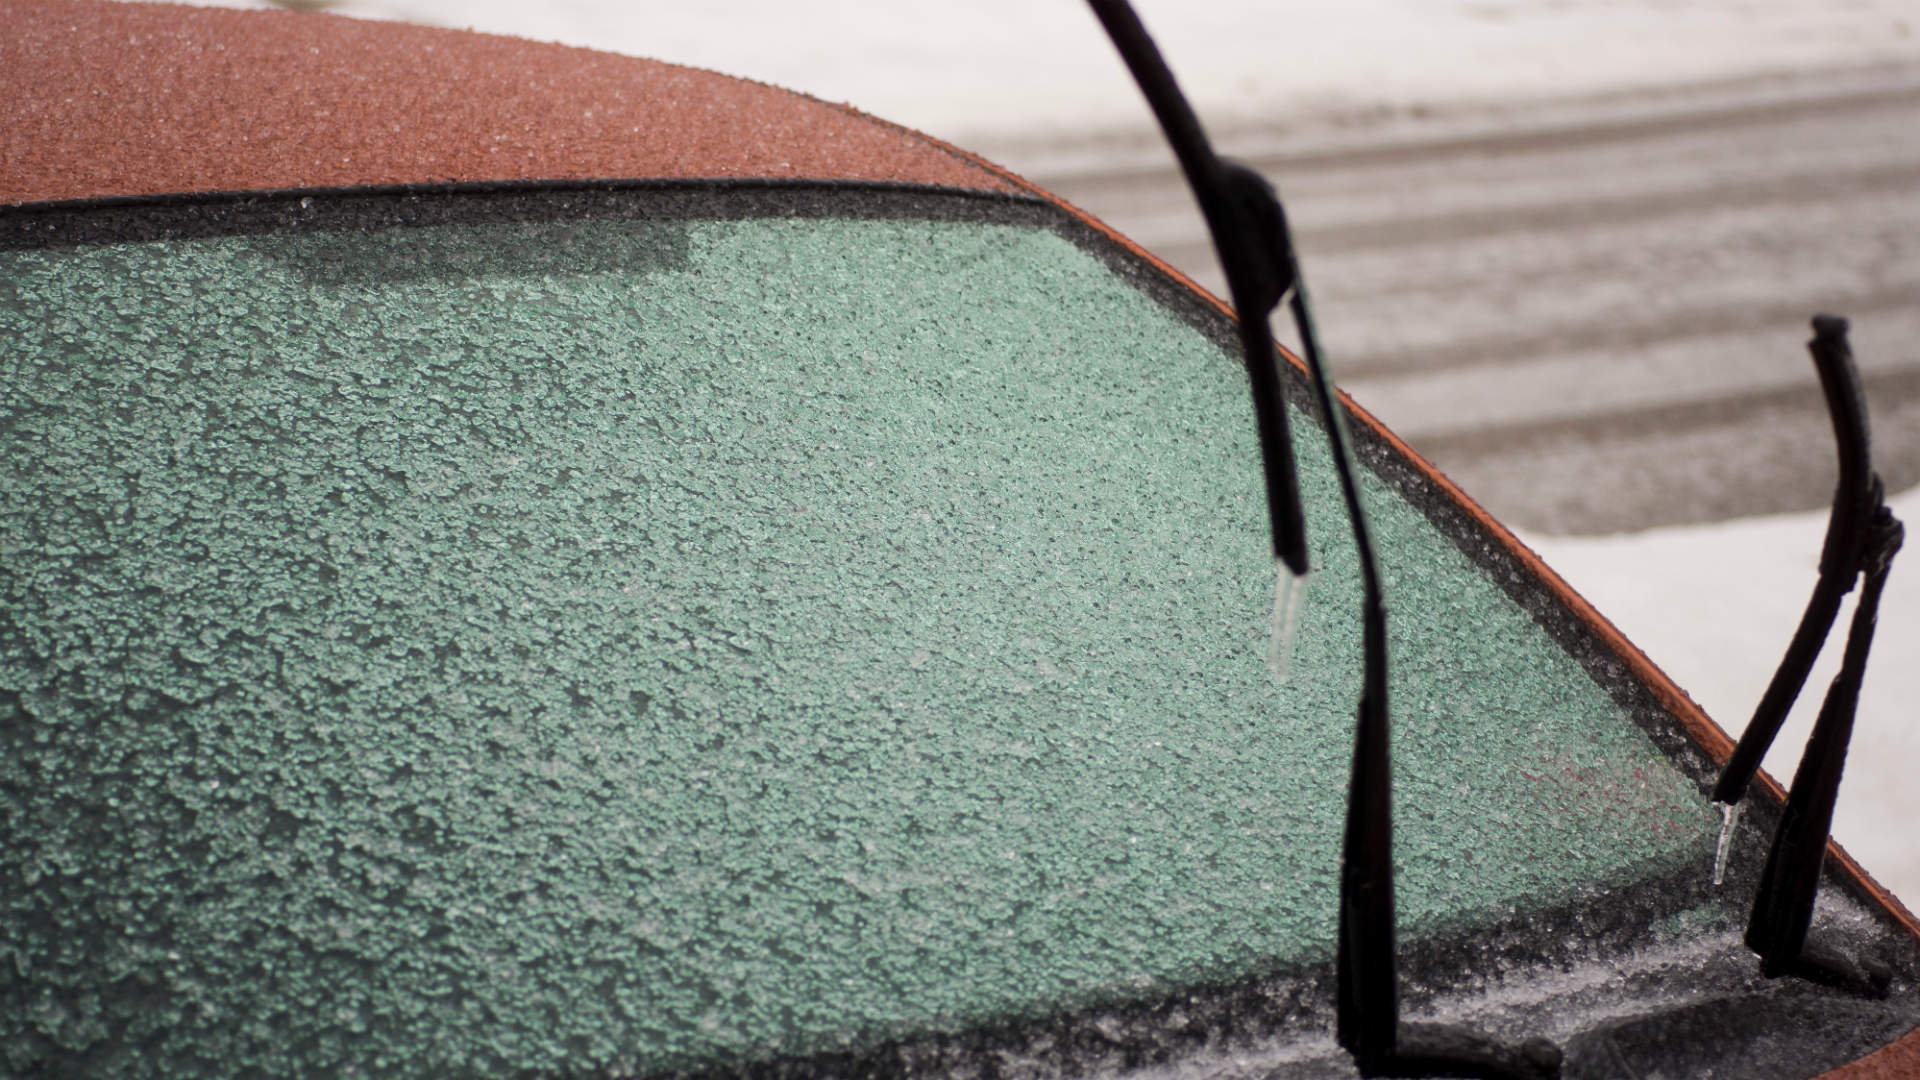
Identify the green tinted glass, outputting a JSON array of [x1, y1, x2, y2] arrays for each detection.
[[0, 210, 1711, 1076]]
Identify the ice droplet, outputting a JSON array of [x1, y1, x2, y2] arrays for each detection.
[[1711, 800, 1741, 886], [1267, 563, 1310, 683]]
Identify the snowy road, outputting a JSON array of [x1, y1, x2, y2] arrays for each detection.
[[992, 65, 1920, 536]]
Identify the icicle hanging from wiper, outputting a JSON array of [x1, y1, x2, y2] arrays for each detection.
[[1738, 316, 1903, 998], [1086, 3, 1559, 1075], [1712, 316, 1884, 814], [1268, 564, 1309, 681]]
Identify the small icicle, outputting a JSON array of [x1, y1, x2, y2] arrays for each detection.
[[1711, 800, 1742, 886], [1267, 562, 1310, 682]]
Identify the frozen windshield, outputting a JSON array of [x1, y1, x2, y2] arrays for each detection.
[[0, 198, 1711, 1076]]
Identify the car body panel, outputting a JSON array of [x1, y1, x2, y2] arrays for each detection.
[[0, 0, 1016, 204]]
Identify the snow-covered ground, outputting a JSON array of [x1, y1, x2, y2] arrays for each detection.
[[178, 0, 1920, 148], [158, 0, 1920, 899]]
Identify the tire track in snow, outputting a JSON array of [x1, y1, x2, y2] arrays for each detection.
[[1004, 68, 1920, 535]]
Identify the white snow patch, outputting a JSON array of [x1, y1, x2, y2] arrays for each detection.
[[149, 0, 1920, 146]]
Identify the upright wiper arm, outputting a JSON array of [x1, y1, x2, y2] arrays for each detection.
[[1726, 315, 1905, 997], [1084, 0, 1308, 578], [1745, 498, 1900, 996], [1088, 4, 1557, 1074], [1712, 315, 1880, 809], [1296, 175, 1564, 1080]]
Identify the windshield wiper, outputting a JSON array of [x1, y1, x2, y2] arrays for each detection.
[[1087, 3, 1559, 1074], [1712, 316, 1889, 813], [1730, 316, 1903, 997], [1081, 0, 1308, 585]]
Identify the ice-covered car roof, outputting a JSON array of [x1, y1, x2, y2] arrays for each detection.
[[0, 0, 1018, 204]]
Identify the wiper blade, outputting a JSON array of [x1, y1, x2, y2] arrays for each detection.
[[1712, 315, 1882, 809], [1087, 3, 1558, 1074], [1746, 499, 1900, 996], [1082, 0, 1308, 580], [1734, 315, 1903, 996]]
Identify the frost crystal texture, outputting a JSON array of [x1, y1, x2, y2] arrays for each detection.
[[1, 211, 1711, 1077]]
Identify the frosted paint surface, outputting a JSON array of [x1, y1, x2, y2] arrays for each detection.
[[0, 215, 1712, 1076]]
